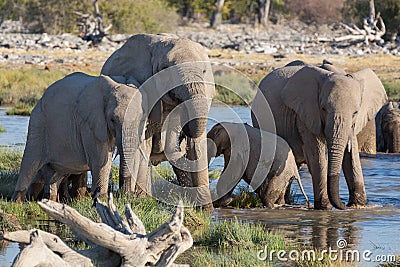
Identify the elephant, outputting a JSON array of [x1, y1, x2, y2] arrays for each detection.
[[207, 122, 309, 208], [11, 72, 148, 202], [101, 33, 215, 209], [376, 101, 400, 153], [27, 166, 88, 202], [285, 59, 377, 155], [251, 65, 387, 210]]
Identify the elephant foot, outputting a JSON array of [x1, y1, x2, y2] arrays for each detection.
[[347, 193, 367, 208], [11, 190, 27, 202], [313, 198, 332, 210], [213, 194, 233, 208], [201, 203, 214, 213]]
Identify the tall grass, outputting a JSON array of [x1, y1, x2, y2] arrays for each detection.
[[383, 81, 400, 101], [0, 66, 67, 115], [0, 149, 22, 171]]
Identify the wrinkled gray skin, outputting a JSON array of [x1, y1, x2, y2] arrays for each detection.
[[11, 72, 148, 202], [252, 65, 387, 210], [376, 101, 400, 153], [207, 123, 309, 208], [285, 60, 377, 155], [101, 34, 215, 208]]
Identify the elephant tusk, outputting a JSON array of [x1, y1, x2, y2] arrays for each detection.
[[112, 148, 119, 161], [348, 139, 351, 153]]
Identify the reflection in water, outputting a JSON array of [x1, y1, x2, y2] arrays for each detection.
[[215, 207, 400, 264]]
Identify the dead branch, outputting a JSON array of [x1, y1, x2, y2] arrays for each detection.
[[2, 196, 192, 267], [318, 0, 386, 46], [75, 0, 112, 44]]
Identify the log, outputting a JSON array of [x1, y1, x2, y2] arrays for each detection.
[[75, 0, 112, 44], [1, 195, 193, 267], [319, 0, 386, 46]]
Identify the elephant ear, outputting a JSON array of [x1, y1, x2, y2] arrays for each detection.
[[76, 76, 113, 143], [351, 68, 388, 135], [281, 66, 330, 135], [149, 37, 175, 73]]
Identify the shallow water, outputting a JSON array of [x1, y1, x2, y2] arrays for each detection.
[[0, 105, 399, 266]]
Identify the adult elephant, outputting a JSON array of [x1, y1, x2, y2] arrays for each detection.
[[252, 65, 387, 210], [11, 73, 148, 201], [101, 34, 215, 208], [376, 101, 400, 153], [286, 60, 377, 155]]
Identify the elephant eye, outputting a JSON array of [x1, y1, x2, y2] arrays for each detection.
[[203, 69, 207, 74], [353, 111, 358, 117]]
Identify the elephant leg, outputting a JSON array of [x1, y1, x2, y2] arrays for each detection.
[[342, 135, 367, 207], [27, 172, 46, 200], [173, 165, 193, 187], [70, 173, 87, 199], [263, 174, 288, 208], [299, 128, 330, 210], [186, 135, 213, 211], [43, 173, 65, 201], [91, 154, 113, 198], [284, 179, 294, 204], [58, 177, 71, 203]]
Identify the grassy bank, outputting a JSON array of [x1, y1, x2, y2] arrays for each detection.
[[0, 195, 288, 266]]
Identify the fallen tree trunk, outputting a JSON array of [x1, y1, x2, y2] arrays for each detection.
[[1, 195, 192, 267]]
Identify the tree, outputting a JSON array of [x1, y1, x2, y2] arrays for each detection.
[[210, 0, 225, 28], [258, 0, 270, 27]]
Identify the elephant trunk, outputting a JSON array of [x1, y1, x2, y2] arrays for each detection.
[[182, 97, 210, 139], [391, 123, 400, 153], [326, 115, 349, 210], [116, 127, 135, 193]]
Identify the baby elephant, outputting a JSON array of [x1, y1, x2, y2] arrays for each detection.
[[207, 122, 308, 208]]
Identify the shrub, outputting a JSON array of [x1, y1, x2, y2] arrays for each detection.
[[0, 0, 179, 34]]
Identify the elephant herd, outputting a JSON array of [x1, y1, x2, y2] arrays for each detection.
[[10, 34, 397, 211]]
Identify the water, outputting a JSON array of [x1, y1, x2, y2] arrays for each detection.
[[1, 105, 399, 266]]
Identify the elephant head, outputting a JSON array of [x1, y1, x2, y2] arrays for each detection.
[[77, 75, 147, 194], [206, 123, 231, 161], [101, 34, 214, 141], [281, 66, 387, 209]]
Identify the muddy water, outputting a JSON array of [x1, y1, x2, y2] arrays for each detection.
[[1, 105, 399, 266]]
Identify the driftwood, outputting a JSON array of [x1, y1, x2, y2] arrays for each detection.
[[75, 0, 112, 44], [319, 0, 386, 46], [2, 195, 192, 267]]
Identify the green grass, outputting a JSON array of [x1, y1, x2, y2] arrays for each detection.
[[5, 102, 34, 116], [0, 66, 66, 107], [0, 170, 18, 198], [213, 69, 257, 105], [230, 186, 262, 209], [0, 149, 22, 171], [383, 81, 400, 101], [0, 195, 289, 266]]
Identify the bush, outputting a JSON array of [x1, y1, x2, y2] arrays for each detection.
[[100, 0, 180, 34], [343, 0, 400, 39], [285, 0, 345, 24], [0, 0, 179, 34]]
